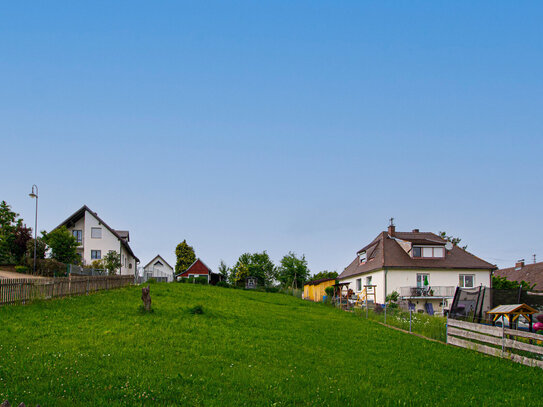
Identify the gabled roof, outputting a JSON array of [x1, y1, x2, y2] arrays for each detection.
[[495, 262, 543, 290], [56, 205, 139, 262], [143, 254, 174, 270], [184, 258, 212, 274], [115, 230, 130, 242], [304, 277, 336, 286], [340, 229, 496, 280]]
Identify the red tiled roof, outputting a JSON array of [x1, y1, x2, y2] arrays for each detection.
[[340, 230, 496, 279], [495, 262, 543, 290]]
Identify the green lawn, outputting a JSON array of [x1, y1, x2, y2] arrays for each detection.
[[0, 283, 541, 406]]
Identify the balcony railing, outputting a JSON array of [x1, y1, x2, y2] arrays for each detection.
[[399, 286, 455, 298]]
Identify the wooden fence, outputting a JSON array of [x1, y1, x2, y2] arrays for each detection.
[[0, 275, 134, 306], [447, 318, 543, 368]]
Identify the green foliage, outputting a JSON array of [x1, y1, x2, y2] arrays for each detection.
[[276, 252, 310, 289], [175, 240, 196, 275], [91, 259, 104, 269], [0, 284, 539, 406], [385, 290, 399, 303], [14, 265, 29, 274], [188, 304, 204, 314], [30, 258, 67, 277], [26, 237, 47, 260], [0, 201, 31, 264], [231, 251, 276, 287], [102, 251, 121, 275], [492, 275, 535, 290], [324, 286, 335, 297], [42, 226, 79, 264], [218, 260, 230, 281], [311, 270, 338, 280], [438, 231, 467, 250], [215, 280, 230, 288]]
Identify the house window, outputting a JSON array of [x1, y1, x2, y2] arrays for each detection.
[[356, 278, 362, 291], [366, 276, 372, 286], [91, 227, 102, 239], [413, 246, 445, 258], [91, 250, 101, 260], [459, 274, 475, 288], [359, 251, 367, 263], [72, 230, 82, 243], [416, 273, 429, 288]]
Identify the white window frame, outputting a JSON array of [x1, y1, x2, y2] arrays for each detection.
[[72, 230, 82, 243], [416, 273, 430, 288], [365, 276, 372, 286], [412, 246, 445, 258], [459, 274, 475, 288], [91, 227, 102, 239], [91, 250, 101, 260], [356, 278, 362, 291], [359, 251, 367, 264]]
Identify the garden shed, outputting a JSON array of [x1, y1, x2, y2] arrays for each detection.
[[303, 278, 336, 302]]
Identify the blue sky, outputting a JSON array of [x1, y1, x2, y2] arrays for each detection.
[[1, 1, 542, 272]]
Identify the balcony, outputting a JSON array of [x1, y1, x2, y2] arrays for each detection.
[[399, 286, 455, 298]]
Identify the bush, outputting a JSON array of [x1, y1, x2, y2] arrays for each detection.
[[216, 280, 230, 288], [188, 305, 204, 314], [325, 286, 335, 297], [15, 265, 29, 274], [265, 286, 279, 293], [27, 258, 67, 277], [195, 276, 208, 285], [147, 278, 157, 284]]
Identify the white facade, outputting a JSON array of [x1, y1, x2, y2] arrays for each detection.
[[143, 255, 174, 282], [61, 207, 138, 276], [340, 268, 491, 314]]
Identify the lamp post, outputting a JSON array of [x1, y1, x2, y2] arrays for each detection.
[[29, 184, 38, 275]]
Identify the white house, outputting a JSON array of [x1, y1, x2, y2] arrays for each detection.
[[56, 205, 139, 276], [143, 254, 174, 282], [338, 224, 496, 314]]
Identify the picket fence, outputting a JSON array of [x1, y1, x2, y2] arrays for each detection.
[[447, 318, 543, 368], [0, 275, 133, 306]]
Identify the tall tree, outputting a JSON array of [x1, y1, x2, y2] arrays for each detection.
[[42, 226, 79, 264], [218, 260, 230, 281], [175, 240, 196, 275], [0, 201, 28, 264], [277, 252, 310, 288], [231, 251, 276, 287], [438, 231, 468, 250]]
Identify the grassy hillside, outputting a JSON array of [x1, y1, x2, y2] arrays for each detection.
[[0, 283, 540, 406]]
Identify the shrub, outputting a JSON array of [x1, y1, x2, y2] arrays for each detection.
[[15, 265, 29, 274], [195, 276, 208, 285], [216, 280, 230, 288], [178, 277, 187, 283], [188, 305, 204, 314], [147, 278, 157, 284], [265, 286, 279, 293], [325, 286, 335, 297]]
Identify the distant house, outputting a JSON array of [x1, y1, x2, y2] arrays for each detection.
[[56, 205, 139, 275], [494, 260, 543, 290], [143, 254, 174, 282], [338, 223, 496, 314], [304, 278, 335, 302], [178, 258, 222, 285]]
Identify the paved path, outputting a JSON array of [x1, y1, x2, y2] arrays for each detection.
[[0, 270, 45, 280]]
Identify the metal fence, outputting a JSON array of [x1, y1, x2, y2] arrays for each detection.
[[0, 275, 133, 306], [136, 267, 173, 284], [449, 286, 543, 323]]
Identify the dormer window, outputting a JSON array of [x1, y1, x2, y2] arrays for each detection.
[[359, 251, 367, 264], [412, 246, 445, 258]]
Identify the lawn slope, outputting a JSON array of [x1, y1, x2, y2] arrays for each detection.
[[0, 284, 540, 406]]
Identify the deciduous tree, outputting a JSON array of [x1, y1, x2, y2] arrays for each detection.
[[231, 251, 276, 287], [277, 252, 310, 288], [42, 226, 79, 264]]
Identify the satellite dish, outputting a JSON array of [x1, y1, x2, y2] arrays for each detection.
[[445, 242, 453, 251]]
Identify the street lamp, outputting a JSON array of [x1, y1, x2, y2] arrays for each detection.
[[29, 184, 38, 274]]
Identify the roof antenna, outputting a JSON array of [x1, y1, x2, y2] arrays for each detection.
[[389, 217, 394, 227]]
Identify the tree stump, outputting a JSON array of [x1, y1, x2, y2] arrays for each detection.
[[142, 285, 151, 311]]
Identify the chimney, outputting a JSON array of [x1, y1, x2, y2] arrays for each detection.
[[412, 229, 419, 233], [515, 259, 525, 269], [388, 224, 395, 236]]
